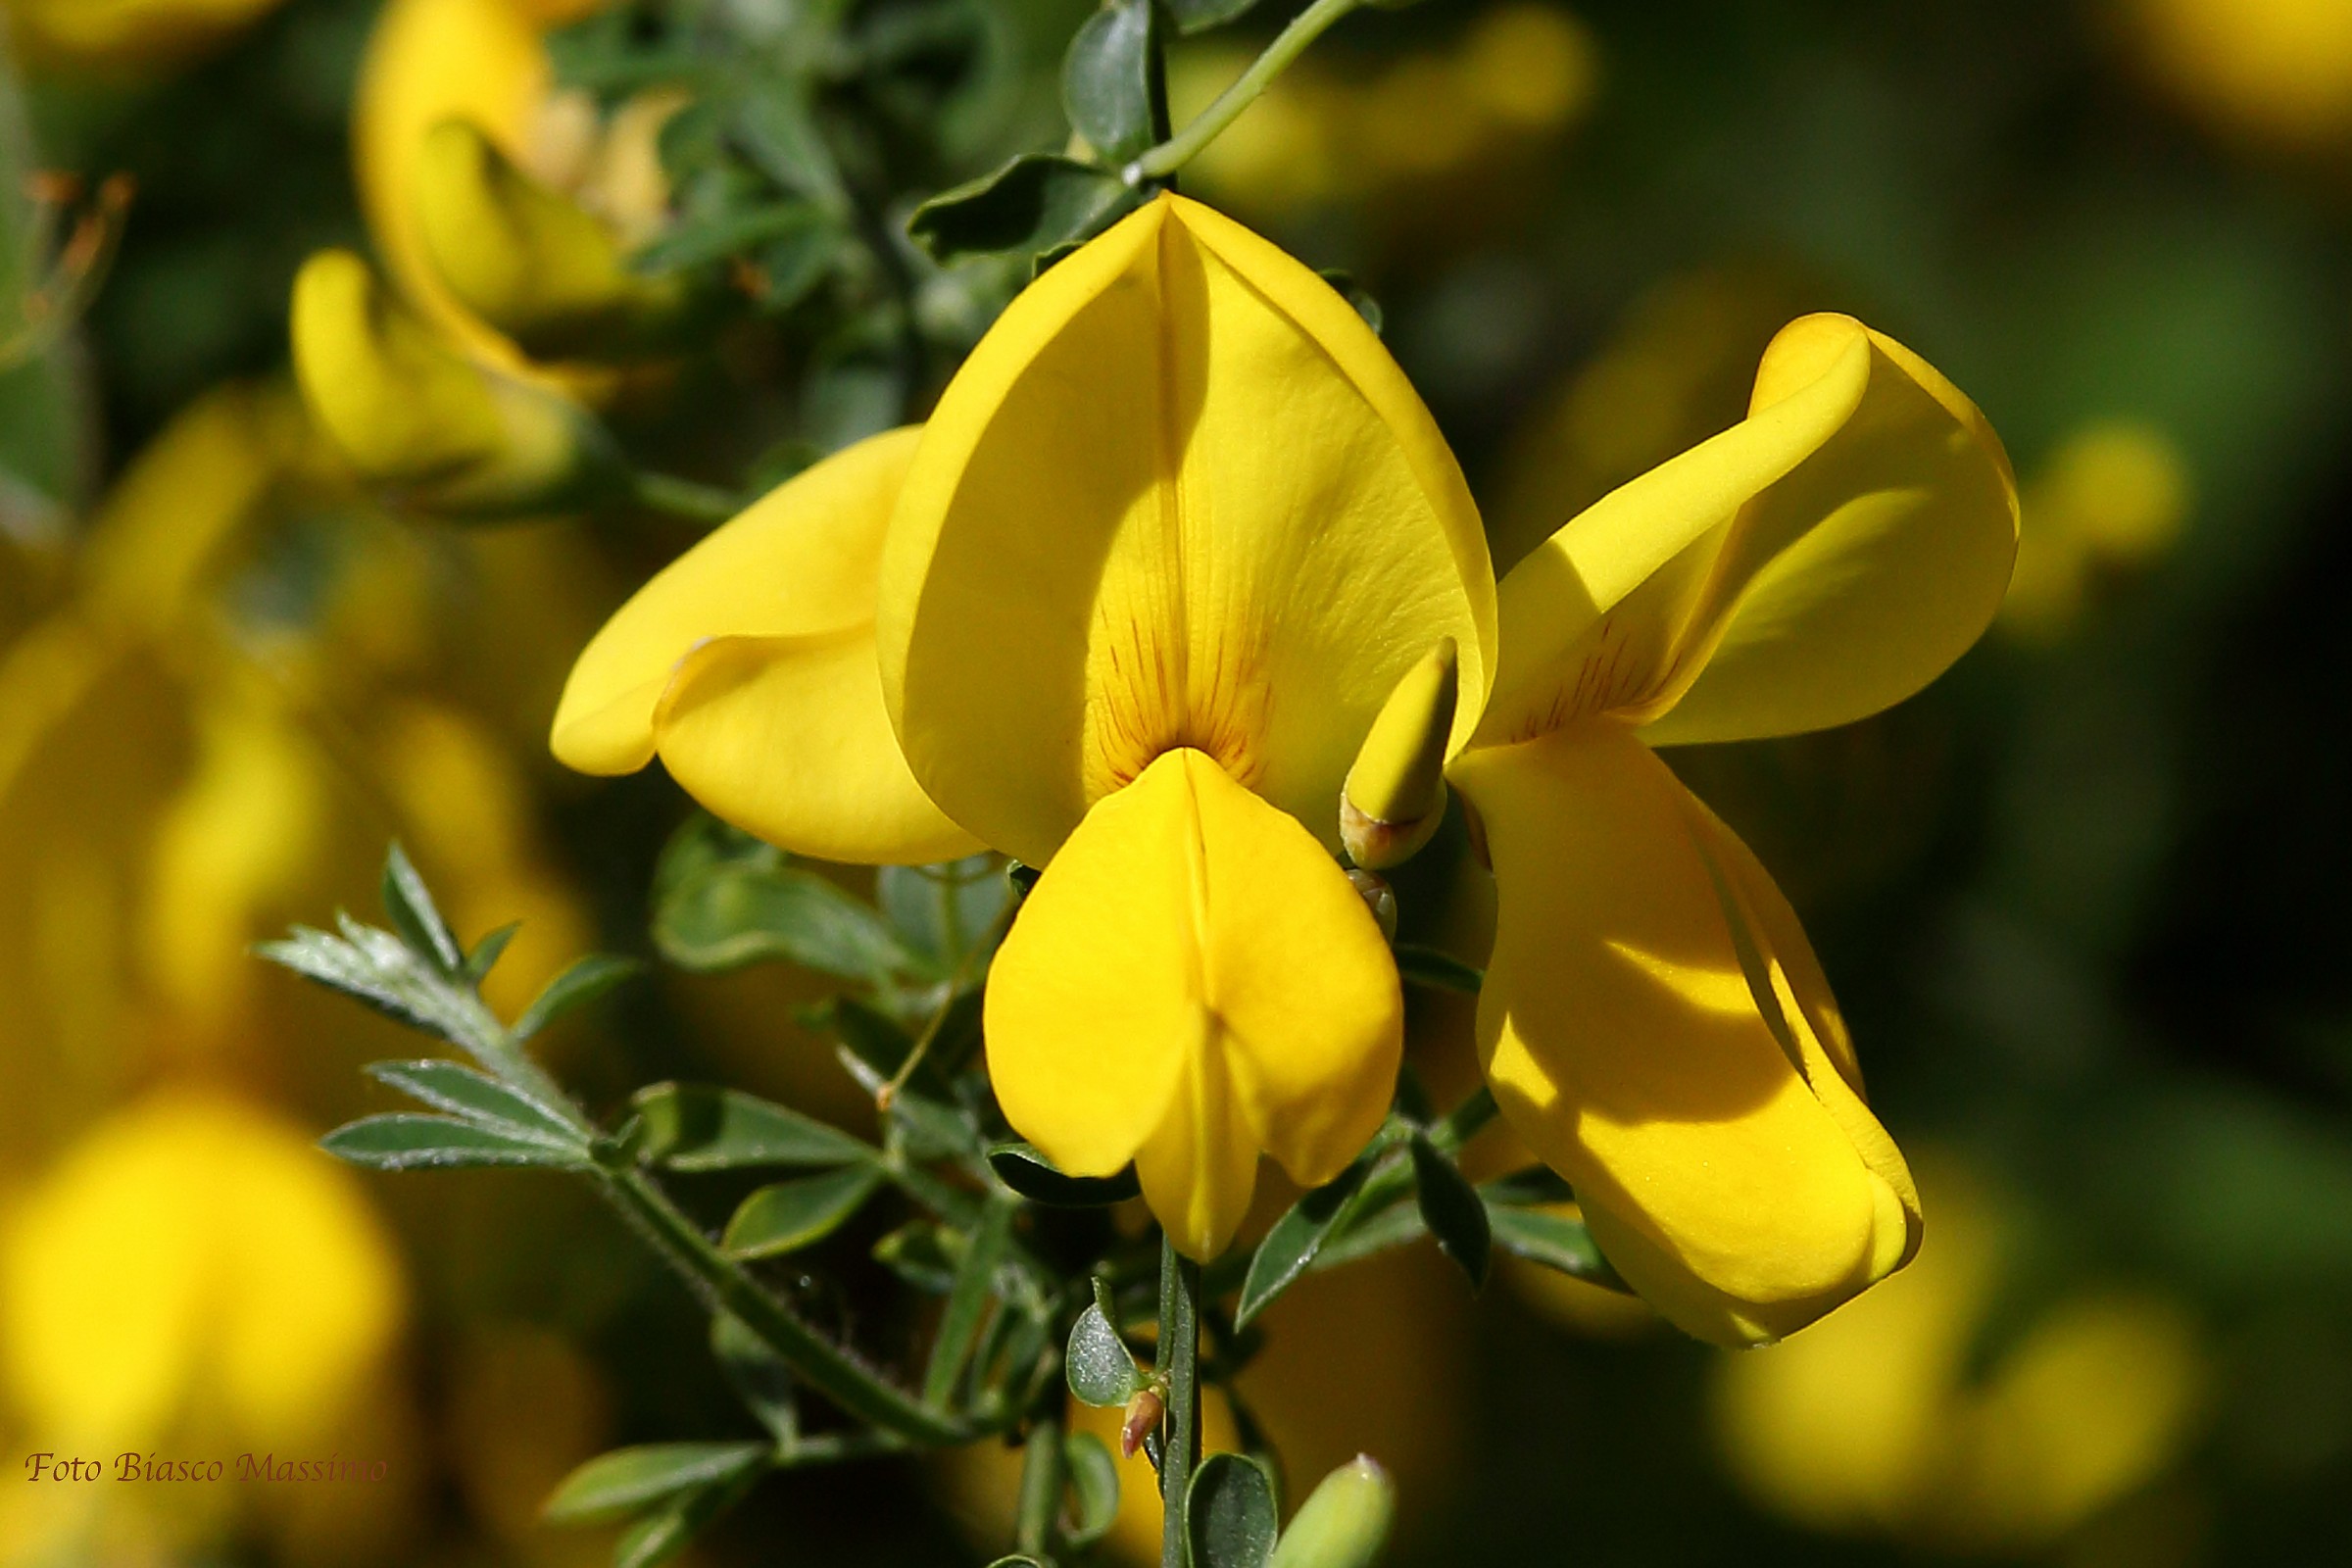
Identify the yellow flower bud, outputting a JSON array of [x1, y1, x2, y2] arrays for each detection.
[[414, 118, 689, 362], [289, 248, 625, 517], [1266, 1456, 1396, 1568], [1340, 638, 1458, 869]]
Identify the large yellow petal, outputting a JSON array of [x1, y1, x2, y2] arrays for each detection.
[[356, 0, 551, 361], [880, 193, 1494, 869], [985, 749, 1400, 1258], [552, 425, 977, 864], [1449, 725, 1917, 1345], [552, 426, 919, 771], [1639, 318, 2018, 747], [654, 631, 981, 865], [1478, 316, 2015, 751]]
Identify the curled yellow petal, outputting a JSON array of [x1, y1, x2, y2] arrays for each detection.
[[1450, 726, 1918, 1345], [1480, 315, 2015, 751], [415, 119, 687, 362], [1340, 638, 1457, 870], [552, 426, 978, 864], [880, 192, 1494, 869], [290, 248, 623, 517], [986, 748, 1401, 1259]]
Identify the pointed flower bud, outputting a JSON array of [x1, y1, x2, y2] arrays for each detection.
[[290, 248, 626, 518], [1341, 638, 1458, 869], [413, 119, 690, 363], [1266, 1456, 1396, 1568]]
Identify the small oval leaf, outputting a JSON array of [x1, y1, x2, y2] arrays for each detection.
[[1187, 1452, 1279, 1568], [908, 153, 1141, 267], [1064, 1304, 1145, 1407], [1063, 1430, 1120, 1548], [1062, 0, 1157, 164]]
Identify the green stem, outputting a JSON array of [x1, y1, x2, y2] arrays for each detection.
[[600, 1165, 983, 1446], [1013, 1407, 1068, 1557], [632, 469, 742, 525], [1125, 0, 1364, 184], [1430, 1085, 1498, 1154], [1156, 1235, 1201, 1568]]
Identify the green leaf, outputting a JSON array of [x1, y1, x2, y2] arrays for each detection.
[[260, 920, 473, 1045], [363, 1060, 582, 1146], [873, 1220, 962, 1294], [1235, 1159, 1370, 1330], [1162, 0, 1262, 33], [1480, 1166, 1577, 1207], [655, 858, 909, 981], [1062, 0, 1157, 165], [924, 1198, 1013, 1406], [721, 1165, 885, 1258], [630, 202, 828, 275], [877, 856, 1009, 972], [463, 921, 521, 984], [987, 1143, 1142, 1206], [632, 1083, 875, 1171], [908, 153, 1141, 267], [1064, 1303, 1145, 1407], [726, 84, 848, 210], [1311, 1193, 1425, 1273], [1409, 1134, 1491, 1289], [1392, 943, 1483, 994], [543, 1441, 768, 1525], [1187, 1452, 1279, 1568], [890, 1091, 982, 1162], [381, 842, 463, 975], [710, 1313, 799, 1446], [321, 1113, 583, 1171], [1063, 1430, 1120, 1549], [514, 954, 641, 1041], [1484, 1204, 1630, 1293]]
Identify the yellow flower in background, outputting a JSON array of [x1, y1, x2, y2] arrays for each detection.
[[2123, 0, 2352, 145], [290, 249, 625, 517], [1713, 1158, 2206, 1549], [1, 0, 287, 71], [2001, 418, 2191, 643], [1, 1091, 405, 1451], [1172, 3, 1595, 225], [1453, 314, 2015, 1344]]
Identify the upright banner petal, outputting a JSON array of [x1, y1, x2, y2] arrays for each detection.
[[1450, 726, 1918, 1345], [880, 194, 1494, 869], [986, 749, 1400, 1258]]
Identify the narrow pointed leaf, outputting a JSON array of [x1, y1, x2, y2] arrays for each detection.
[[543, 1442, 768, 1525], [513, 954, 642, 1041], [1235, 1159, 1370, 1330], [1409, 1134, 1491, 1289], [1064, 1304, 1144, 1407], [721, 1166, 885, 1258], [1480, 1166, 1577, 1208], [923, 1198, 1013, 1406], [321, 1113, 585, 1171], [259, 923, 469, 1044], [987, 1143, 1141, 1206], [1187, 1452, 1279, 1568], [364, 1059, 582, 1146], [656, 860, 910, 981], [1484, 1204, 1632, 1293], [381, 842, 463, 974], [632, 1083, 875, 1171], [463, 920, 521, 984]]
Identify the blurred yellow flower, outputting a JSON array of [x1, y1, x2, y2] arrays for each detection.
[[2123, 0, 2352, 145], [1173, 3, 1596, 227], [2, 0, 286, 71], [2002, 418, 2191, 643], [1713, 1159, 2207, 1549]]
